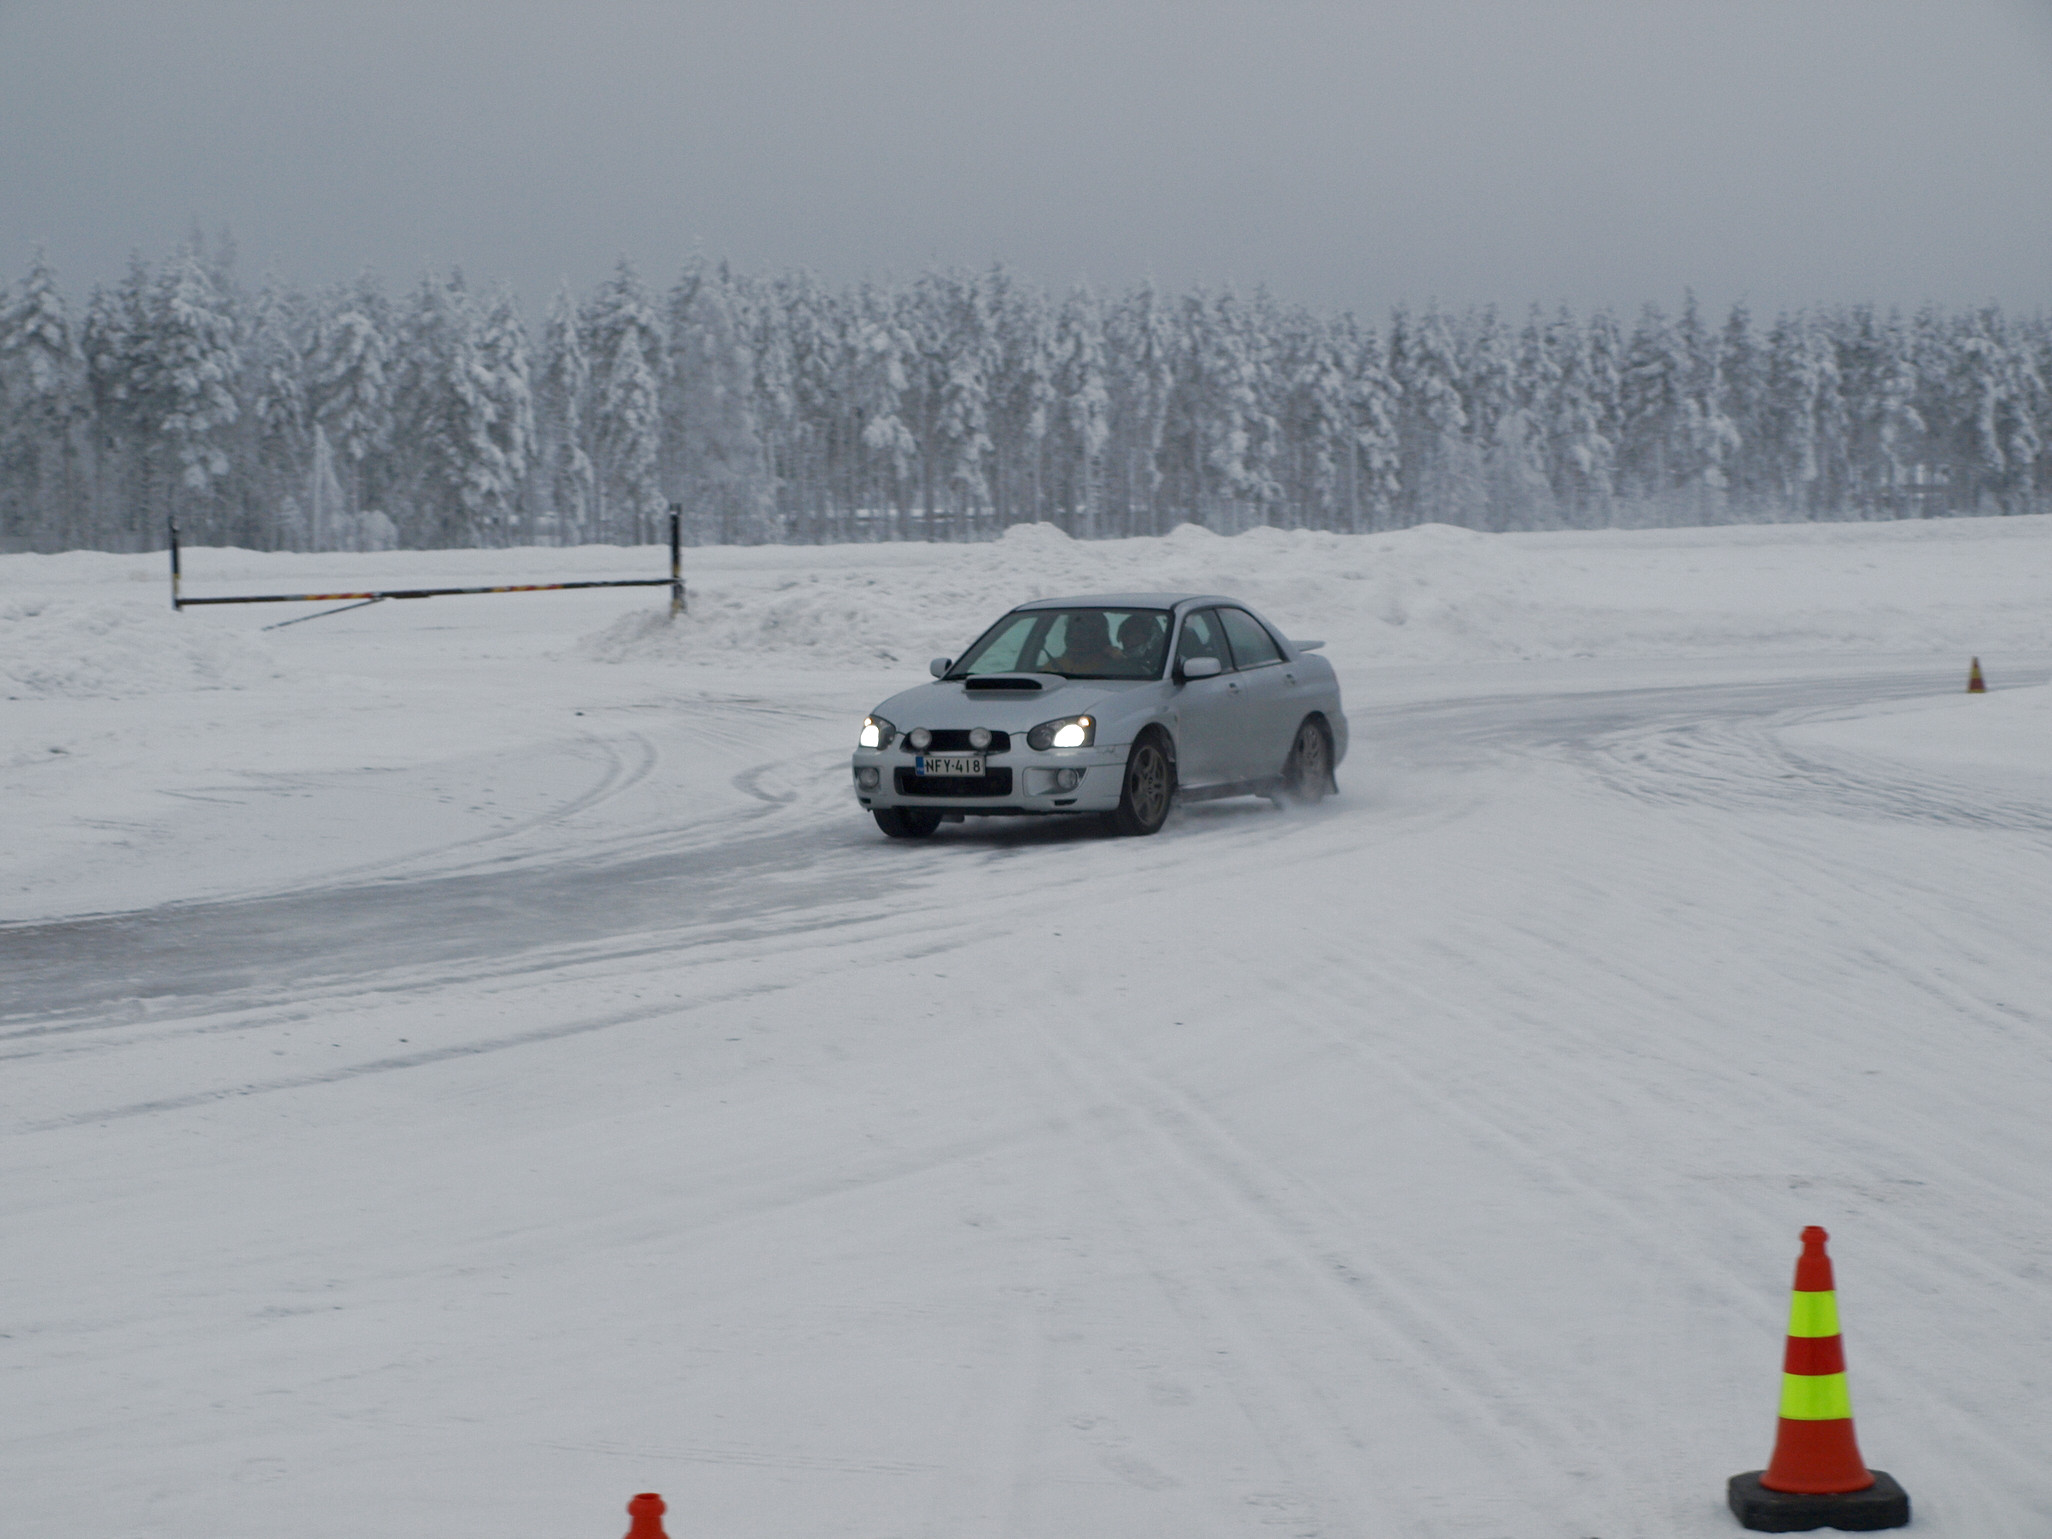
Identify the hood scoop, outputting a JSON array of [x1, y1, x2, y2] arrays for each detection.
[[963, 674, 1045, 691]]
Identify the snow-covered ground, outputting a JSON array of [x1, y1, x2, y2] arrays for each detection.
[[4, 517, 2051, 1538]]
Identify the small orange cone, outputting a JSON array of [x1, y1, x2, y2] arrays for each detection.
[[1968, 657, 1986, 693], [624, 1492, 669, 1539], [1728, 1227, 1908, 1530]]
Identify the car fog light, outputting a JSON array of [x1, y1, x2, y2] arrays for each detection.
[[1054, 767, 1082, 791], [908, 727, 932, 750], [968, 726, 992, 750], [855, 766, 881, 790]]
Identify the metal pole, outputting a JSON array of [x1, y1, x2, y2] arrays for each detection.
[[169, 519, 182, 611], [668, 503, 684, 616]]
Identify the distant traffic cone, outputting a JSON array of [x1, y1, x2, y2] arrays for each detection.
[[624, 1492, 669, 1539], [1968, 657, 1986, 693], [1728, 1227, 1908, 1531]]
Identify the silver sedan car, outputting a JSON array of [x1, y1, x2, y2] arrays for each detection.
[[851, 593, 1347, 838]]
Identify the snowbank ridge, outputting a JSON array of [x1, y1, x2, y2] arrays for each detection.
[[1, 593, 283, 700]]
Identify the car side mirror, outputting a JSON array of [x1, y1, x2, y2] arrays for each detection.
[[1177, 656, 1222, 681], [930, 657, 952, 678]]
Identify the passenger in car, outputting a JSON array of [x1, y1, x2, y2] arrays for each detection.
[[1047, 612, 1118, 675], [1116, 612, 1168, 674]]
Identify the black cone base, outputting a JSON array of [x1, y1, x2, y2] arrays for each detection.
[[1728, 1470, 1909, 1532]]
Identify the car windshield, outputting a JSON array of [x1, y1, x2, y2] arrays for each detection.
[[950, 607, 1171, 681]]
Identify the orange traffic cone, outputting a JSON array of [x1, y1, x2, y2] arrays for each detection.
[[1728, 1227, 1908, 1531], [624, 1492, 669, 1539], [1968, 658, 1986, 693]]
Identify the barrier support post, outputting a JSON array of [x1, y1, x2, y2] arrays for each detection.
[[169, 519, 182, 611], [668, 503, 684, 616]]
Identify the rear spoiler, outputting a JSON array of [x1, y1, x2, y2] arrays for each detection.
[[1291, 639, 1325, 652]]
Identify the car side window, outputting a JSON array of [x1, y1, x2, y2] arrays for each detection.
[[1218, 607, 1282, 668], [1175, 609, 1230, 671]]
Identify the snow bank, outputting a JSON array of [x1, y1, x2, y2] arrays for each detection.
[[8, 516, 2052, 698], [580, 519, 1533, 667], [0, 591, 282, 699], [581, 514, 2052, 669]]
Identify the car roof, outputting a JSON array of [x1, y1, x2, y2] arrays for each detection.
[[1010, 593, 1232, 612]]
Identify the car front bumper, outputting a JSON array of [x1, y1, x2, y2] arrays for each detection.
[[850, 745, 1129, 816]]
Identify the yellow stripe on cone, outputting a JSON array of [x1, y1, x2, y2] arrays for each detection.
[[1780, 1372, 1855, 1421], [1786, 1290, 1840, 1338]]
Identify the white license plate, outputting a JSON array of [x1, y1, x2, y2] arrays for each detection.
[[915, 753, 984, 777]]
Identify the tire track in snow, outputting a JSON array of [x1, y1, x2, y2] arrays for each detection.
[[1024, 1009, 1640, 1537]]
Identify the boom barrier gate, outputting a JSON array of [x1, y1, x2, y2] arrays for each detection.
[[171, 508, 685, 629]]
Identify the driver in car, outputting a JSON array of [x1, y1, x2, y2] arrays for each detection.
[[1115, 612, 1166, 672]]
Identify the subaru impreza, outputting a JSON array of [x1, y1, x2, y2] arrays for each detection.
[[851, 593, 1346, 838]]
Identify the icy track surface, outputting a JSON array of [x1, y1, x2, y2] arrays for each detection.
[[5, 519, 2052, 1539]]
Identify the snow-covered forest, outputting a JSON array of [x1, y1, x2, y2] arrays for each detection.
[[1, 238, 2045, 553]]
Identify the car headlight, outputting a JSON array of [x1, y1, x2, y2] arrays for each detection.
[[1027, 714, 1094, 751], [859, 715, 896, 750]]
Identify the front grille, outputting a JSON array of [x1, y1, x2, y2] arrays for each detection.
[[895, 767, 1014, 799], [903, 729, 1012, 753]]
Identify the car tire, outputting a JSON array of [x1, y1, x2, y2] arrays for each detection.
[[1280, 717, 1335, 803], [1108, 730, 1175, 836], [874, 807, 943, 839]]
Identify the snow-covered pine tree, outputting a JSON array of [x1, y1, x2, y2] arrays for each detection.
[[849, 283, 917, 537], [584, 258, 665, 544], [742, 273, 799, 541], [1051, 285, 1109, 537], [1347, 320, 1402, 532], [1718, 302, 1766, 512], [1105, 278, 1176, 536], [1865, 310, 1925, 517], [153, 248, 241, 540], [1543, 307, 1613, 524], [0, 252, 87, 549], [1275, 306, 1351, 530], [1618, 303, 1686, 514], [309, 273, 395, 527], [82, 257, 167, 547], [536, 281, 596, 544], [1677, 292, 1738, 523], [1239, 288, 1285, 529], [1389, 305, 1474, 525], [385, 271, 527, 547], [911, 269, 995, 539], [474, 283, 533, 543], [772, 271, 843, 540], [1837, 306, 1899, 517], [1948, 307, 2043, 515], [241, 279, 312, 547], [2030, 316, 2052, 512], [1513, 305, 1560, 483], [1464, 306, 1547, 529], [387, 271, 465, 543], [1172, 287, 1279, 532], [1763, 310, 1844, 517], [990, 269, 1056, 528], [899, 271, 949, 538], [1993, 312, 2043, 516], [666, 258, 775, 543]]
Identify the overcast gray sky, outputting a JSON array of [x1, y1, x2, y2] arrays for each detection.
[[4, 0, 2050, 317]]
